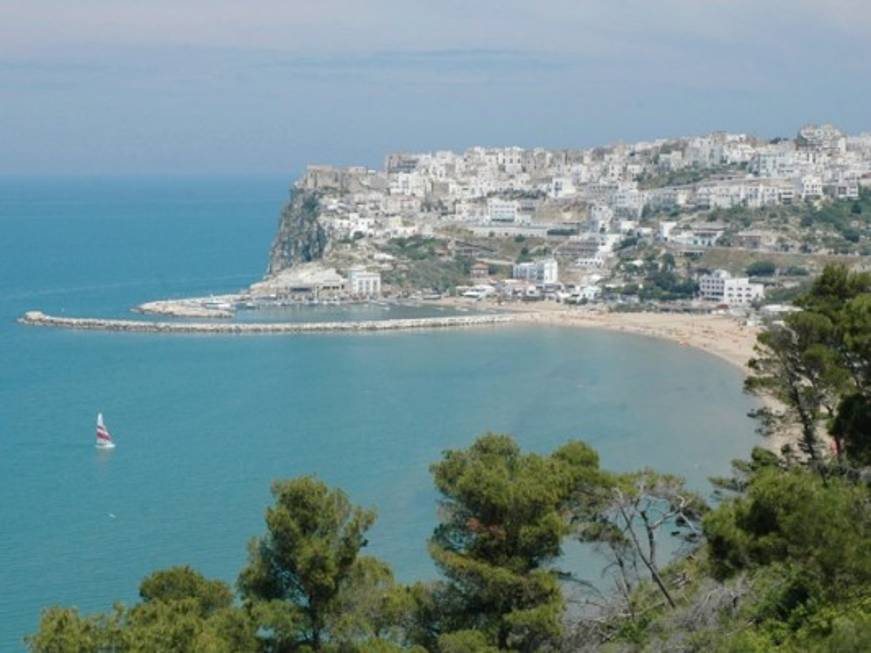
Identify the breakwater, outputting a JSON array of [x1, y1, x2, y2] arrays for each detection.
[[18, 310, 516, 334]]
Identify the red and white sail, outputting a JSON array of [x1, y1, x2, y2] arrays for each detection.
[[96, 413, 115, 448]]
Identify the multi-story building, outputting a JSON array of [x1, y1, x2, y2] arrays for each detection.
[[487, 198, 520, 223], [797, 123, 847, 155], [347, 267, 382, 298], [799, 175, 823, 201], [672, 222, 727, 247], [699, 270, 764, 305], [513, 259, 559, 285]]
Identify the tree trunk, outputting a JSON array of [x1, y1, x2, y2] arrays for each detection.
[[641, 512, 676, 609]]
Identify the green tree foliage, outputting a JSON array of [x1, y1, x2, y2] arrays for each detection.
[[745, 310, 848, 463], [831, 392, 871, 464], [237, 476, 399, 652], [437, 629, 500, 653], [701, 466, 871, 652], [801, 188, 871, 244], [27, 607, 117, 653], [139, 565, 234, 616], [704, 468, 871, 582], [639, 270, 697, 301], [636, 164, 741, 190], [746, 264, 871, 466], [427, 434, 605, 651], [746, 260, 776, 277], [27, 569, 257, 653], [794, 265, 871, 464]]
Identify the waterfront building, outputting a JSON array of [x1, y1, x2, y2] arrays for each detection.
[[699, 270, 764, 305], [461, 284, 496, 299], [347, 267, 382, 298]]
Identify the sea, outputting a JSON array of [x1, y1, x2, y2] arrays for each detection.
[[0, 176, 758, 650]]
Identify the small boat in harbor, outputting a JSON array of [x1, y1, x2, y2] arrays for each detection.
[[95, 413, 116, 449]]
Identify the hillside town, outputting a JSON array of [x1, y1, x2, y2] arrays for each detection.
[[256, 123, 871, 313]]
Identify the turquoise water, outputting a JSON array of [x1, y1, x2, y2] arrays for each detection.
[[0, 177, 758, 650]]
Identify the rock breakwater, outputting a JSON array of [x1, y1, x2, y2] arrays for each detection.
[[19, 311, 515, 334]]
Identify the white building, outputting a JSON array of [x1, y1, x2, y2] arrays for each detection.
[[347, 267, 382, 297], [462, 284, 496, 299], [590, 204, 614, 232], [550, 177, 577, 198], [488, 198, 520, 223], [672, 222, 726, 247], [575, 254, 609, 269], [578, 285, 602, 301], [513, 258, 559, 285], [658, 221, 678, 241], [699, 270, 764, 306], [799, 175, 823, 201]]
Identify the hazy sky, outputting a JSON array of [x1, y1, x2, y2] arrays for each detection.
[[2, 1, 870, 174]]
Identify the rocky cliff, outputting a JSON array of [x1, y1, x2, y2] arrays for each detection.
[[266, 189, 330, 276]]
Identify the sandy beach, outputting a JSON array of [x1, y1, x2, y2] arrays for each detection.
[[435, 298, 760, 371], [517, 307, 759, 371]]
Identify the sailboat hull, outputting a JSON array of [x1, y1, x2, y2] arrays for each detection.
[[96, 412, 116, 448]]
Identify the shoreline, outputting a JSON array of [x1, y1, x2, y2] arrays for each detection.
[[514, 307, 759, 372], [430, 296, 760, 371]]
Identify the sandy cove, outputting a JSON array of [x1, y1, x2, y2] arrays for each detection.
[[430, 297, 760, 371], [514, 307, 759, 371]]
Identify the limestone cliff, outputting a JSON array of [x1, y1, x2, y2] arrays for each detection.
[[266, 190, 329, 276]]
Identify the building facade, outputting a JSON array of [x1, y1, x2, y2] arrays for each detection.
[[699, 270, 764, 305], [513, 258, 559, 285], [347, 267, 382, 297]]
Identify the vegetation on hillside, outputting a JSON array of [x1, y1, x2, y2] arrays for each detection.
[[636, 164, 744, 190], [27, 265, 871, 652], [380, 237, 471, 292], [703, 189, 871, 255]]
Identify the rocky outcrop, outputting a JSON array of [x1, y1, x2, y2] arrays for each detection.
[[267, 190, 329, 276]]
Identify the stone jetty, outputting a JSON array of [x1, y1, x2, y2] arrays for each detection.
[[19, 311, 516, 334]]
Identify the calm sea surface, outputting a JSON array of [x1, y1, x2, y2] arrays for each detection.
[[0, 176, 758, 650]]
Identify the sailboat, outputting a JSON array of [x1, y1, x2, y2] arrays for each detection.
[[95, 413, 116, 449]]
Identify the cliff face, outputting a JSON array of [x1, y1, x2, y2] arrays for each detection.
[[267, 190, 329, 275]]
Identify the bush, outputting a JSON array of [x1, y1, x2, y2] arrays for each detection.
[[785, 266, 809, 276], [746, 260, 776, 277], [703, 468, 871, 589]]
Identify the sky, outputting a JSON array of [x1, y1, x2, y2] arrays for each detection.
[[1, 1, 870, 175]]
